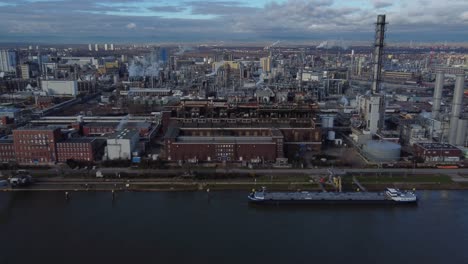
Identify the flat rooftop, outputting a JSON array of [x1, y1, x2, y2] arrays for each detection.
[[0, 108, 21, 113], [15, 125, 61, 131], [129, 88, 171, 92], [58, 138, 96, 144], [416, 143, 460, 150], [84, 122, 118, 127], [108, 129, 139, 140], [173, 119, 314, 129], [0, 135, 14, 144], [176, 136, 274, 144]]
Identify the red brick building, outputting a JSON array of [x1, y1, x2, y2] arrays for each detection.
[[413, 143, 462, 162], [0, 136, 15, 162], [13, 127, 62, 164], [161, 111, 172, 135], [0, 116, 12, 126], [164, 127, 284, 163], [82, 123, 116, 136], [162, 100, 322, 162], [56, 138, 104, 162]]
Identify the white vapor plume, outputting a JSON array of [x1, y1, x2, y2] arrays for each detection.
[[129, 49, 161, 77]]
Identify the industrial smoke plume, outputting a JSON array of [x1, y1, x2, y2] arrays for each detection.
[[316, 40, 349, 50], [128, 50, 161, 77]]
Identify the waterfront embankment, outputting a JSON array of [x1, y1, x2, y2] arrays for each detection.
[[2, 171, 468, 192]]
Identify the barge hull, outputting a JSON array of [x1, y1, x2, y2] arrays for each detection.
[[248, 198, 417, 205]]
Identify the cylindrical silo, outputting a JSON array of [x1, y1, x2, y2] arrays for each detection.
[[321, 116, 334, 128], [328, 116, 334, 128], [363, 140, 401, 162], [448, 74, 465, 145], [432, 70, 444, 119], [455, 119, 468, 146]]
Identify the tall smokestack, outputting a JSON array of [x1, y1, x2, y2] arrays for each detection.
[[448, 74, 465, 145], [371, 14, 386, 132], [371, 14, 386, 95], [432, 70, 444, 119]]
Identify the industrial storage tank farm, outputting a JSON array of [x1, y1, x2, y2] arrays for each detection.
[[363, 140, 401, 162]]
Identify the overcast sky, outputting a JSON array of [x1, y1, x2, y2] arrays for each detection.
[[0, 0, 467, 43]]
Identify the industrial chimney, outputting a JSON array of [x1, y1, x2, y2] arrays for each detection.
[[448, 74, 465, 145], [371, 15, 386, 95], [432, 70, 444, 119], [371, 14, 387, 132]]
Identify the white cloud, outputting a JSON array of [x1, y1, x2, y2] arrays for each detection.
[[126, 22, 136, 29], [461, 11, 468, 21], [0, 0, 467, 42], [372, 0, 393, 9]]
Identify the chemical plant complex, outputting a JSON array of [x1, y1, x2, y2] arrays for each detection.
[[1, 15, 468, 171]]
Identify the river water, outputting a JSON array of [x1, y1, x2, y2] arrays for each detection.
[[1, 190, 467, 264]]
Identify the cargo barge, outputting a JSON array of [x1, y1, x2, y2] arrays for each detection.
[[248, 187, 417, 205]]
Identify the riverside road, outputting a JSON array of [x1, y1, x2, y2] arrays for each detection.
[[12, 167, 468, 179]]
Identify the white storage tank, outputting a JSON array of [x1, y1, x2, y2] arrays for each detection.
[[321, 116, 334, 128], [327, 131, 336, 140], [363, 140, 401, 162]]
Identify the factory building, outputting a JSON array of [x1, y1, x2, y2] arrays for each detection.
[[122, 88, 172, 97], [82, 123, 117, 136], [163, 117, 321, 163], [61, 57, 99, 67], [77, 81, 97, 94], [382, 71, 418, 83], [20, 64, 30, 79], [0, 49, 17, 73], [106, 129, 139, 160], [431, 66, 465, 75], [0, 108, 21, 124], [163, 101, 321, 159], [356, 95, 383, 134], [0, 116, 13, 126], [0, 136, 15, 162], [297, 71, 322, 82], [413, 143, 462, 162], [41, 80, 78, 97], [164, 127, 284, 163], [212, 61, 240, 71], [13, 126, 62, 164], [260, 57, 272, 73], [56, 138, 104, 162]]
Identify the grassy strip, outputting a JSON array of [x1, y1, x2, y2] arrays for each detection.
[[205, 183, 318, 191], [130, 184, 199, 191], [255, 175, 311, 182]]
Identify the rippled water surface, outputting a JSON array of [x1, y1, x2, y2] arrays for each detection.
[[1, 190, 467, 264]]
